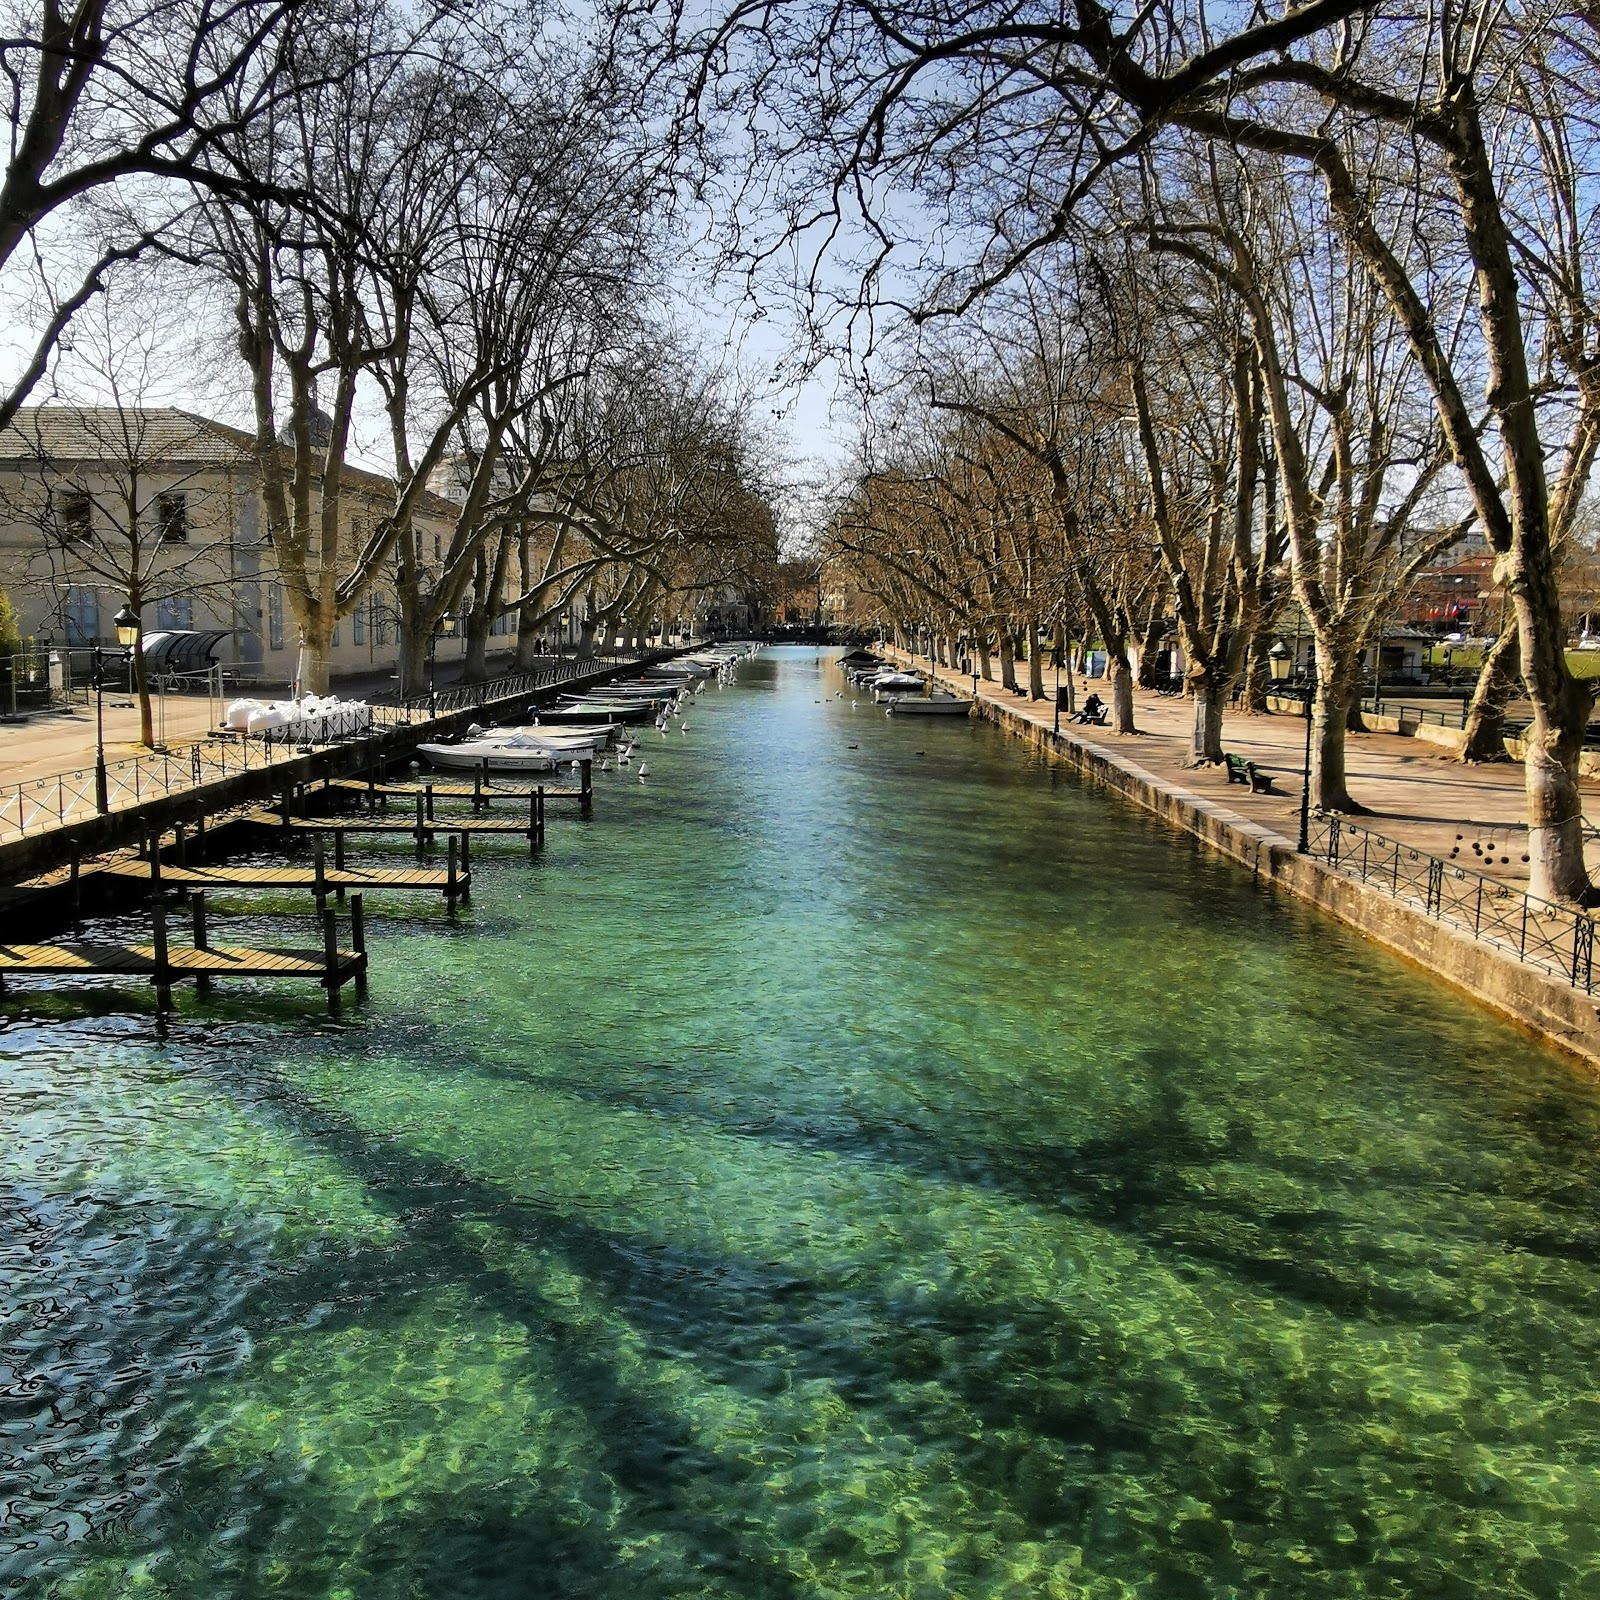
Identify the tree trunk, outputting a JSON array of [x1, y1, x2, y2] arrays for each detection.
[[463, 612, 490, 682], [1136, 596, 1166, 688], [1109, 658, 1136, 733], [576, 619, 598, 662], [399, 628, 427, 704], [299, 615, 334, 695], [1461, 625, 1518, 762], [1188, 673, 1224, 764], [977, 638, 993, 680], [1526, 720, 1590, 902], [1239, 633, 1271, 713], [514, 601, 543, 670], [131, 618, 154, 747], [1312, 670, 1360, 812], [1026, 615, 1044, 698], [999, 633, 1017, 690]]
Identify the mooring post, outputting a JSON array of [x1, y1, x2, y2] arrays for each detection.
[[538, 786, 546, 843], [322, 905, 341, 1013], [334, 828, 346, 873], [280, 789, 291, 826], [447, 834, 459, 915], [351, 892, 368, 996], [314, 838, 328, 917], [580, 758, 592, 814], [426, 782, 435, 822], [414, 791, 427, 854], [529, 789, 540, 855], [367, 768, 377, 811], [152, 893, 172, 1011], [191, 890, 212, 995], [474, 763, 485, 812]]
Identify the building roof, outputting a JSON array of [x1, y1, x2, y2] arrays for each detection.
[[0, 406, 457, 516]]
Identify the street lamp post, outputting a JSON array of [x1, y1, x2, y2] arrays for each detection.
[[92, 605, 140, 814], [428, 612, 457, 713], [1269, 640, 1313, 853], [1053, 640, 1062, 734]]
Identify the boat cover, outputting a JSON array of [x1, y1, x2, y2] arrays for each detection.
[[141, 629, 230, 674]]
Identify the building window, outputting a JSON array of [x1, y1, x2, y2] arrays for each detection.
[[331, 622, 341, 647], [157, 493, 188, 543], [63, 587, 98, 645], [59, 490, 92, 542], [268, 583, 283, 650], [156, 594, 192, 630], [352, 602, 365, 645]]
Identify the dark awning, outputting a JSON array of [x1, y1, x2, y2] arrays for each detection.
[[140, 629, 230, 673]]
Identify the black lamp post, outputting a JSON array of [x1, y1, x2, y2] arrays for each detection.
[[1269, 639, 1313, 853], [92, 604, 140, 814], [428, 612, 457, 712]]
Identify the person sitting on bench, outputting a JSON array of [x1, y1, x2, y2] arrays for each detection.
[[1075, 693, 1108, 725]]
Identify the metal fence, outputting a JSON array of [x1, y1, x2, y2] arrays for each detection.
[[1305, 811, 1596, 992], [0, 649, 658, 843], [1361, 695, 1470, 729]]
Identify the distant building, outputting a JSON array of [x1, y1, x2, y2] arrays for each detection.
[[0, 406, 460, 683]]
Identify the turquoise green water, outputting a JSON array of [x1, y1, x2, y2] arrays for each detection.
[[8, 646, 1600, 1598]]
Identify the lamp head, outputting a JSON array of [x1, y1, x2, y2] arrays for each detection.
[[113, 605, 139, 648], [1268, 640, 1291, 682], [439, 613, 457, 638]]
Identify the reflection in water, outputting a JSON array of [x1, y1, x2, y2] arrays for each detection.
[[5, 646, 1600, 1598]]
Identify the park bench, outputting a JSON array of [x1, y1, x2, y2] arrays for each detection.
[[1224, 752, 1276, 793], [1074, 703, 1109, 726]]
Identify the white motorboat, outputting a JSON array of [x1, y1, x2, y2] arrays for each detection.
[[884, 695, 973, 717], [418, 733, 602, 773], [872, 672, 924, 699]]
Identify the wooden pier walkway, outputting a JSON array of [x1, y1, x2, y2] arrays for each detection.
[[99, 859, 467, 900], [0, 893, 369, 1011]]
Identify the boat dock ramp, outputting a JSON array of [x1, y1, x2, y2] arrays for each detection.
[[0, 766, 593, 1011]]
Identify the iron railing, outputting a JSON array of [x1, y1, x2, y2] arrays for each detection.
[[1362, 695, 1470, 729], [1306, 811, 1596, 992], [0, 648, 662, 842]]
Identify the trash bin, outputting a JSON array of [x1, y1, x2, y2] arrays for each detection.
[[1055, 686, 1072, 710]]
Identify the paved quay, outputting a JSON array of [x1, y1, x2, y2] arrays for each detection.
[[897, 656, 1600, 896]]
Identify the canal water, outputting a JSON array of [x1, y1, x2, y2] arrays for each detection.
[[7, 645, 1600, 1599]]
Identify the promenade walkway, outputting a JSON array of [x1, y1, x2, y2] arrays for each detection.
[[907, 657, 1600, 895]]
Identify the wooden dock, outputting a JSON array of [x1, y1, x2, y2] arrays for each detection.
[[247, 799, 545, 853], [100, 857, 468, 903], [0, 894, 368, 1012]]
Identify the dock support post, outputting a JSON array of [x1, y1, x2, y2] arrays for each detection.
[[195, 810, 206, 862], [174, 822, 187, 867], [530, 789, 539, 855], [474, 763, 485, 812], [351, 893, 367, 996], [415, 792, 427, 855], [447, 835, 459, 914], [425, 782, 435, 822], [280, 789, 291, 826], [538, 786, 546, 843], [322, 906, 341, 1013], [314, 839, 328, 916], [367, 769, 377, 811], [580, 758, 592, 814], [191, 891, 212, 994], [152, 894, 172, 1011], [334, 828, 346, 873], [460, 827, 471, 880]]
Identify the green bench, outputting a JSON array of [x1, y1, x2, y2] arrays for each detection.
[[1224, 753, 1276, 793]]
